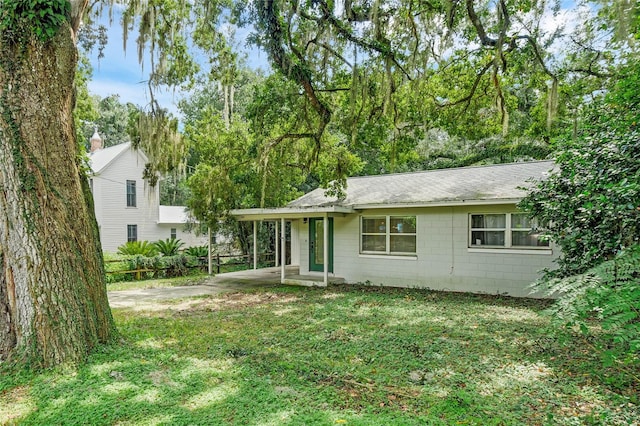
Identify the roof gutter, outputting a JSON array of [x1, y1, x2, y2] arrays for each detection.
[[351, 198, 523, 210]]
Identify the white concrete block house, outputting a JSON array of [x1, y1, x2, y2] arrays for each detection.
[[88, 132, 207, 253], [232, 161, 557, 298]]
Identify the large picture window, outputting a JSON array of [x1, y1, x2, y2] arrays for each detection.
[[361, 216, 416, 255], [126, 180, 136, 207], [470, 213, 548, 248]]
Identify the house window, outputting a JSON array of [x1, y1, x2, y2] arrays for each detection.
[[170, 228, 177, 239], [469, 213, 548, 248], [126, 180, 136, 207], [127, 224, 137, 242], [510, 213, 549, 247], [361, 216, 416, 254]]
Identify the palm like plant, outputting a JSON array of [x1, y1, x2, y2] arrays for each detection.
[[153, 238, 184, 256], [185, 245, 208, 257], [117, 241, 158, 257]]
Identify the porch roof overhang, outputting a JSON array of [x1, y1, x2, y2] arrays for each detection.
[[231, 197, 525, 221], [230, 205, 356, 221]]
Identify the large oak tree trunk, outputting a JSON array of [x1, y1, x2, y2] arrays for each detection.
[[0, 21, 115, 367]]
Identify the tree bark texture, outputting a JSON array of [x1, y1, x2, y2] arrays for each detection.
[[0, 24, 115, 367]]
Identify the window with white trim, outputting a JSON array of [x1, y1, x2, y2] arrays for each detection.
[[469, 213, 548, 248], [170, 228, 177, 239], [361, 216, 416, 254]]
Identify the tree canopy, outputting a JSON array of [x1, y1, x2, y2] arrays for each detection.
[[103, 0, 636, 195]]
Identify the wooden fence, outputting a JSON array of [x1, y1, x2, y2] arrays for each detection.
[[105, 252, 276, 280]]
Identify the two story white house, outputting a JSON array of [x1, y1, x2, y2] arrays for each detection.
[[87, 132, 207, 253]]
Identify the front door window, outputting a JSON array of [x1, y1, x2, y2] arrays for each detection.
[[309, 218, 333, 272]]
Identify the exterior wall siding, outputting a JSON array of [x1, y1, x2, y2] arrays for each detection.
[[92, 149, 157, 252], [296, 205, 557, 298], [153, 224, 208, 248], [92, 148, 205, 253]]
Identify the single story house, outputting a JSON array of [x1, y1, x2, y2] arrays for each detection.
[[231, 161, 557, 298]]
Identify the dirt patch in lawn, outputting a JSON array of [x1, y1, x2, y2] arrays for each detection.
[[175, 292, 301, 314]]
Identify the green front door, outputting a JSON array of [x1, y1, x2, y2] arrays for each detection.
[[309, 218, 333, 272]]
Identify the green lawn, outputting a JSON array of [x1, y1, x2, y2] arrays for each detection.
[[106, 274, 209, 291], [1, 285, 638, 425]]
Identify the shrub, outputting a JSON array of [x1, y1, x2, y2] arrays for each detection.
[[154, 238, 185, 256], [185, 245, 208, 257], [159, 254, 192, 277], [521, 63, 640, 366], [540, 245, 640, 360], [117, 241, 158, 257]]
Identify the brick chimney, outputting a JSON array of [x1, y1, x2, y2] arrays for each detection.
[[90, 129, 102, 152]]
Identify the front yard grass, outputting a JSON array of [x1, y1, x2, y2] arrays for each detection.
[[106, 274, 209, 291], [1, 285, 638, 425]]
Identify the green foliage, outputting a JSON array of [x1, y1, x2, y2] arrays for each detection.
[[185, 245, 208, 257], [159, 254, 193, 277], [540, 245, 640, 358], [521, 67, 640, 278], [521, 60, 640, 365], [153, 238, 184, 256], [105, 252, 201, 282], [417, 134, 552, 170], [0, 0, 70, 42], [78, 95, 140, 149], [116, 241, 158, 257]]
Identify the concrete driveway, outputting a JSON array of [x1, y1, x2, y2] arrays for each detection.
[[108, 269, 283, 309]]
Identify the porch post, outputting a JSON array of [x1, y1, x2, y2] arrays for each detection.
[[207, 226, 212, 275], [281, 218, 286, 283], [275, 220, 279, 267], [323, 213, 329, 286], [253, 220, 258, 270]]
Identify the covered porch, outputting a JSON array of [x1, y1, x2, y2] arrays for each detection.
[[229, 206, 354, 287]]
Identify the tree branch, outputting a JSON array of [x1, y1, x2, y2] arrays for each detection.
[[436, 60, 493, 111], [465, 0, 497, 47]]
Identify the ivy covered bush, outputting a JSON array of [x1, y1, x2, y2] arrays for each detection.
[[521, 64, 640, 362]]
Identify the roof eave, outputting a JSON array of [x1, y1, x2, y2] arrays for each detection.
[[230, 205, 355, 221]]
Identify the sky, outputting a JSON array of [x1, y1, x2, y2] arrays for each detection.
[[86, 9, 269, 117]]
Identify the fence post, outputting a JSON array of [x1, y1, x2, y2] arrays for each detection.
[[216, 253, 220, 274]]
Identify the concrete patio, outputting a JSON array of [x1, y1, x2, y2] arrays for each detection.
[[210, 266, 345, 287]]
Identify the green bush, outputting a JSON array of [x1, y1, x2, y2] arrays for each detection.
[[154, 238, 185, 256], [521, 63, 640, 366], [540, 245, 640, 361], [104, 253, 133, 283], [185, 245, 208, 257], [117, 241, 158, 257], [159, 254, 192, 277], [104, 253, 202, 283]]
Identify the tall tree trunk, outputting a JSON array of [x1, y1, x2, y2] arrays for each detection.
[[0, 21, 115, 367]]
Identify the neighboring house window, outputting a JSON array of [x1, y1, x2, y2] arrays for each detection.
[[361, 216, 417, 254], [126, 180, 136, 207], [89, 178, 93, 194], [170, 228, 177, 239], [127, 224, 137, 242], [469, 213, 548, 248]]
